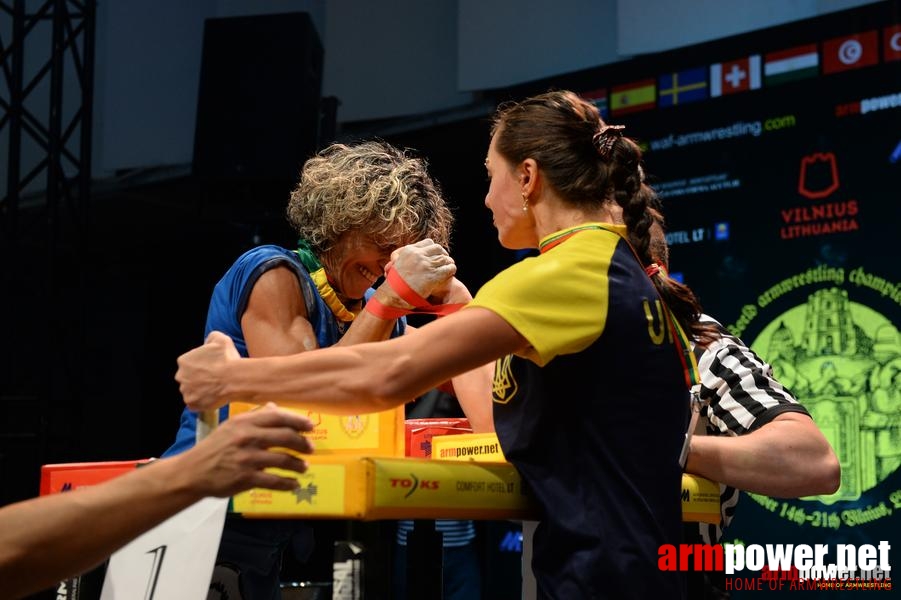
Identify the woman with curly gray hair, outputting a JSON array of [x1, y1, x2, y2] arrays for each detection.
[[162, 140, 488, 599], [286, 141, 455, 308]]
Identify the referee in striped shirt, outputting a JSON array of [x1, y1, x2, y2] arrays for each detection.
[[647, 204, 840, 599]]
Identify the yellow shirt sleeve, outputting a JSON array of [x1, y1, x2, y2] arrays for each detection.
[[468, 229, 622, 366]]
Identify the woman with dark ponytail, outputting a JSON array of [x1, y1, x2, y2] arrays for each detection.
[[490, 89, 716, 347], [175, 90, 711, 599]]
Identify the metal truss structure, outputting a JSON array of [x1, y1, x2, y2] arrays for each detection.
[[0, 0, 95, 243]]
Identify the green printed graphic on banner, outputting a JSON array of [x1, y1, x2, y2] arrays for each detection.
[[727, 266, 899, 529]]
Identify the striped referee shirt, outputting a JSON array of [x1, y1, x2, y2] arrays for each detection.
[[690, 314, 811, 544]]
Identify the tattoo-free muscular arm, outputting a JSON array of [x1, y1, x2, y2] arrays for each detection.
[[241, 267, 398, 357], [687, 412, 840, 497], [178, 307, 527, 415]]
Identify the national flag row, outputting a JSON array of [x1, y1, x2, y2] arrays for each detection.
[[582, 25, 901, 118]]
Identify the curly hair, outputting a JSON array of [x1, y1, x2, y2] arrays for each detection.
[[286, 141, 453, 255]]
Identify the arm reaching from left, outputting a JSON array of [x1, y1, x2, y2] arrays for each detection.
[[0, 403, 314, 599], [178, 307, 528, 416]]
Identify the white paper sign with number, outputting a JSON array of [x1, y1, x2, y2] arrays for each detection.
[[100, 497, 229, 600]]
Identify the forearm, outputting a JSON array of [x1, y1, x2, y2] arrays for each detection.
[[334, 308, 398, 347], [223, 312, 510, 416], [0, 458, 201, 598], [686, 415, 840, 497], [450, 362, 495, 433], [226, 342, 421, 414]]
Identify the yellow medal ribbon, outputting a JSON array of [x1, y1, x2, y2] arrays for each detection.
[[296, 240, 358, 323], [309, 267, 358, 322]]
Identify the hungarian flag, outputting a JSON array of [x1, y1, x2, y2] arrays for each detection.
[[883, 25, 901, 62], [610, 79, 656, 115], [710, 56, 761, 96], [764, 44, 818, 86], [822, 30, 879, 74]]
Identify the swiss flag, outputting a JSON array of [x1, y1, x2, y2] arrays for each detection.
[[822, 30, 879, 74], [885, 25, 901, 62], [710, 56, 760, 96]]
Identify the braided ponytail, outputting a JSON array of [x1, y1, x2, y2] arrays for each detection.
[[600, 127, 717, 347]]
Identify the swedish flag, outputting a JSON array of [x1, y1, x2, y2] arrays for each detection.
[[658, 67, 708, 107]]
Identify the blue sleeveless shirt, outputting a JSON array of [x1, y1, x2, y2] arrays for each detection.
[[163, 244, 405, 457]]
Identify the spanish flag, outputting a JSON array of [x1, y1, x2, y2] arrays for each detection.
[[610, 79, 656, 115]]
